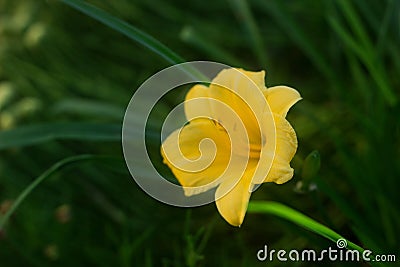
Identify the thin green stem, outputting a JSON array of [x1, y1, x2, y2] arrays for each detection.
[[247, 201, 365, 253], [0, 154, 113, 230]]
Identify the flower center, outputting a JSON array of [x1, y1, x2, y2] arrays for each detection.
[[212, 119, 263, 159]]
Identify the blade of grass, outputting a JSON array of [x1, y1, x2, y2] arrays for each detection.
[[375, 0, 395, 57], [315, 178, 380, 249], [0, 122, 162, 149], [248, 201, 365, 253], [52, 98, 125, 119], [118, 226, 155, 267], [0, 123, 121, 149], [0, 154, 114, 230], [228, 0, 268, 68], [327, 16, 368, 60], [60, 0, 208, 81], [60, 0, 184, 65], [353, 0, 380, 33], [328, 15, 397, 106], [254, 0, 334, 82], [336, 0, 374, 55], [180, 26, 245, 67]]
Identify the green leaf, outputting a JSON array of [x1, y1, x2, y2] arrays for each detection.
[[336, 0, 374, 54], [228, 0, 268, 68], [0, 123, 121, 149], [60, 0, 184, 65], [328, 4, 397, 106], [60, 0, 209, 81], [254, 0, 333, 82], [248, 201, 365, 253], [52, 98, 125, 119], [0, 154, 111, 230], [180, 26, 244, 67]]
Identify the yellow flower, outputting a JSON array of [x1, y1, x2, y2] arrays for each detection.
[[161, 68, 301, 226]]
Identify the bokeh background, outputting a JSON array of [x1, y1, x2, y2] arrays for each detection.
[[0, 0, 399, 266]]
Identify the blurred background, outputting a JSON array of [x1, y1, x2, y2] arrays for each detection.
[[0, 0, 399, 266]]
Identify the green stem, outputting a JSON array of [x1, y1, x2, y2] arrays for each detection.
[[0, 154, 111, 229], [247, 201, 365, 253]]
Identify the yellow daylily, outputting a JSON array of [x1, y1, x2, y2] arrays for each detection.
[[161, 68, 301, 226]]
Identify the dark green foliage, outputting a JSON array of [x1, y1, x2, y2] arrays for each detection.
[[0, 0, 398, 266]]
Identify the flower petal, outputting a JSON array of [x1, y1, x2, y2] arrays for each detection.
[[210, 69, 266, 120], [264, 114, 298, 184], [161, 118, 232, 196], [215, 162, 257, 226], [264, 86, 301, 116], [208, 69, 268, 147], [213, 68, 266, 90], [184, 84, 212, 121]]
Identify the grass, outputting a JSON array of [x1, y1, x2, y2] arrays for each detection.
[[0, 0, 399, 266]]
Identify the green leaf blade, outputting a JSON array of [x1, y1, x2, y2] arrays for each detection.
[[0, 123, 122, 150], [61, 0, 184, 65], [248, 201, 365, 253]]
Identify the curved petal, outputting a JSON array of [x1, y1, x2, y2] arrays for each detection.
[[184, 69, 266, 123], [161, 118, 232, 196], [184, 84, 212, 121], [213, 68, 266, 90], [264, 86, 301, 116], [215, 162, 257, 226], [210, 69, 266, 121], [263, 114, 298, 184], [208, 69, 267, 147]]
